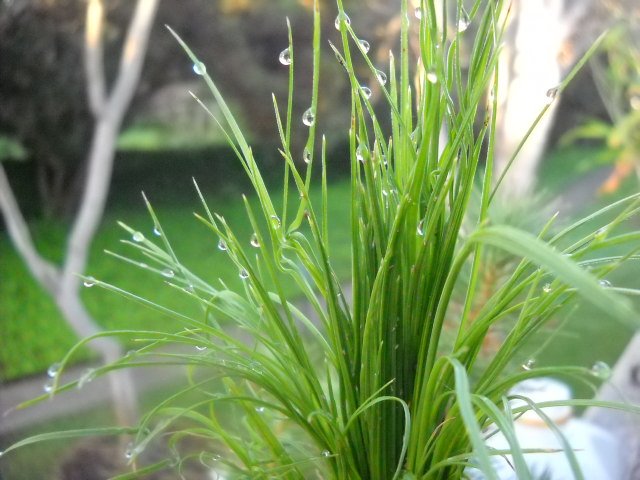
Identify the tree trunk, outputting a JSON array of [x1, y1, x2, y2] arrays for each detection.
[[0, 0, 159, 427], [494, 0, 600, 200], [584, 333, 640, 480]]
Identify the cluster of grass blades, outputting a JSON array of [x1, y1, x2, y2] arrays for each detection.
[[4, 0, 640, 478]]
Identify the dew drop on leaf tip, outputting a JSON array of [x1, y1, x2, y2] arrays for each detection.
[[302, 108, 315, 127], [124, 443, 134, 459], [457, 11, 470, 32], [591, 361, 611, 380], [161, 268, 175, 278], [334, 12, 351, 30], [278, 47, 291, 66], [47, 362, 61, 378], [545, 87, 559, 103], [303, 147, 312, 164], [376, 69, 388, 86], [192, 61, 206, 76], [360, 85, 372, 99], [43, 379, 54, 393], [250, 233, 260, 248], [522, 358, 535, 371]]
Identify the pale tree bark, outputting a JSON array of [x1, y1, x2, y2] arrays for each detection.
[[495, 0, 576, 199], [494, 0, 605, 200], [0, 0, 159, 426], [585, 333, 640, 479]]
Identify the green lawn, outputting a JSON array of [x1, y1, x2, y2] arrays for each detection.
[[0, 178, 352, 381]]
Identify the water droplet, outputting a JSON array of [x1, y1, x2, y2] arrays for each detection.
[[426, 69, 438, 84], [77, 368, 96, 389], [303, 147, 312, 164], [239, 268, 250, 280], [375, 69, 388, 86], [595, 226, 608, 239], [321, 450, 331, 457], [43, 379, 54, 393], [161, 268, 175, 278], [522, 358, 536, 371], [414, 7, 423, 19], [279, 47, 291, 66], [417, 219, 425, 236], [255, 406, 265, 413], [153, 226, 162, 237], [250, 233, 260, 248], [195, 345, 207, 351], [132, 231, 145, 242], [302, 107, 315, 127], [599, 279, 612, 288], [542, 283, 552, 294], [360, 85, 372, 99], [334, 12, 351, 30], [591, 361, 612, 380], [124, 442, 134, 459], [192, 61, 206, 76], [47, 362, 61, 378], [359, 39, 370, 54], [210, 454, 221, 462], [83, 277, 97, 288], [545, 87, 559, 104], [270, 214, 281, 228], [382, 189, 388, 197], [217, 239, 228, 251], [356, 144, 367, 163], [457, 9, 470, 32]]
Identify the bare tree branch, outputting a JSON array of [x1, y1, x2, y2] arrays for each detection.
[[63, 0, 160, 288], [110, 0, 160, 116], [84, 0, 107, 116], [0, 164, 59, 292], [1, 0, 160, 427]]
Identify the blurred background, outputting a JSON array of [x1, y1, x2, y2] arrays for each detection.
[[0, 0, 639, 478]]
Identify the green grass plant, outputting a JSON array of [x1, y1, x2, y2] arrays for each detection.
[[4, 0, 640, 478]]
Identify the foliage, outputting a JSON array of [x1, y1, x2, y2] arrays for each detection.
[[562, 24, 640, 193], [5, 1, 640, 479], [0, 135, 27, 162]]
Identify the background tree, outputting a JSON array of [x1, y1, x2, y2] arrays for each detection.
[[0, 0, 159, 426], [494, 0, 640, 199]]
